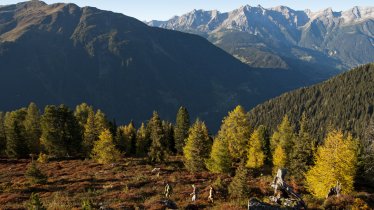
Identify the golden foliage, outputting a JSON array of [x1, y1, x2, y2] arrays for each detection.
[[306, 130, 358, 198]]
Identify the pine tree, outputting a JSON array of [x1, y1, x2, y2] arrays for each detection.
[[217, 105, 251, 161], [25, 161, 47, 184], [136, 123, 150, 156], [4, 109, 28, 158], [27, 193, 46, 210], [246, 127, 266, 169], [163, 120, 175, 154], [0, 112, 6, 156], [228, 163, 250, 198], [23, 102, 41, 154], [147, 111, 167, 162], [289, 113, 316, 179], [40, 105, 82, 157], [306, 130, 358, 198], [270, 115, 296, 171], [206, 137, 232, 173], [183, 119, 211, 172], [91, 129, 121, 164], [174, 106, 190, 154]]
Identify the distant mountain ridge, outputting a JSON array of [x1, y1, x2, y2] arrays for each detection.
[[0, 1, 320, 131], [148, 5, 374, 70]]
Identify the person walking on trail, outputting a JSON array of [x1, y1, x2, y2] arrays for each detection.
[[164, 183, 172, 198], [190, 184, 197, 202], [208, 185, 215, 203]]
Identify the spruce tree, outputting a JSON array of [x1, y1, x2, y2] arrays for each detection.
[[24, 102, 41, 154], [147, 111, 167, 162], [91, 129, 121, 164], [4, 109, 28, 158], [289, 113, 316, 179], [174, 106, 190, 154], [246, 127, 266, 169], [306, 130, 358, 198], [0, 112, 6, 156], [271, 115, 296, 171], [228, 163, 250, 198], [183, 119, 211, 172], [206, 137, 232, 173], [360, 117, 374, 184], [217, 105, 251, 161], [136, 123, 150, 156]]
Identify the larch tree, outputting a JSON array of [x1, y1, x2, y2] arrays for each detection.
[[289, 113, 316, 179], [246, 126, 266, 169], [91, 129, 121, 164], [136, 123, 150, 156], [4, 109, 28, 158], [206, 137, 232, 173], [23, 102, 41, 154], [306, 130, 359, 198], [183, 119, 211, 172], [147, 111, 167, 162], [82, 109, 109, 157], [74, 103, 93, 128], [271, 115, 296, 171], [123, 122, 137, 155], [174, 106, 190, 154], [217, 105, 251, 161]]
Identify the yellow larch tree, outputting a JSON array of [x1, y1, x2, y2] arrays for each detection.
[[306, 130, 358, 198]]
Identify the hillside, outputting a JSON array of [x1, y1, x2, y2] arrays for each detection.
[[248, 63, 374, 141], [149, 5, 374, 73], [0, 1, 318, 131]]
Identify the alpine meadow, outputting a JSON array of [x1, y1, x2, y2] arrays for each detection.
[[0, 1, 373, 209]]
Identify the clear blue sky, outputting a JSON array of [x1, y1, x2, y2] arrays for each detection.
[[2, 0, 373, 21]]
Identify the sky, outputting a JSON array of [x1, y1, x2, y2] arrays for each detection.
[[1, 0, 373, 21]]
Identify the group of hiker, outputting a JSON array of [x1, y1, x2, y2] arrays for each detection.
[[164, 182, 215, 203]]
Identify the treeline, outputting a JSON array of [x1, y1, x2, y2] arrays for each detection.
[[0, 103, 190, 162], [248, 63, 374, 141], [1, 103, 373, 199]]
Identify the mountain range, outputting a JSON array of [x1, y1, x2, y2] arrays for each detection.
[[148, 5, 374, 72], [0, 1, 319, 131]]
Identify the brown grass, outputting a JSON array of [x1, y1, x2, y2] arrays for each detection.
[[0, 157, 373, 209]]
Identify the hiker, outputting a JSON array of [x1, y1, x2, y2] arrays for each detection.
[[208, 185, 215, 203], [190, 184, 197, 202], [164, 183, 173, 198]]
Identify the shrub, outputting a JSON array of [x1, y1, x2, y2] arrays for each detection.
[[37, 153, 49, 163], [27, 193, 46, 210], [25, 161, 47, 184]]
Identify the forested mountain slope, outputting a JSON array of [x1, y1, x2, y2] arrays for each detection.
[[248, 63, 374, 140]]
